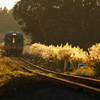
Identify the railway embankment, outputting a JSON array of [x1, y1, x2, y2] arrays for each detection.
[[0, 57, 99, 100]]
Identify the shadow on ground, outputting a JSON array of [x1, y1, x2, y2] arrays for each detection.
[[0, 75, 99, 100]]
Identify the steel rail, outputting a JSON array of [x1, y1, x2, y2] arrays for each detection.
[[19, 57, 100, 86], [11, 57, 100, 96]]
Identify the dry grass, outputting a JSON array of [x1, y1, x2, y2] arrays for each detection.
[[23, 42, 100, 78], [74, 66, 95, 77], [0, 57, 33, 87], [23, 43, 88, 72], [1, 41, 100, 82]]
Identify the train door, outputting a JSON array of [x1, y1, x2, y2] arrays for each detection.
[[11, 36, 18, 53]]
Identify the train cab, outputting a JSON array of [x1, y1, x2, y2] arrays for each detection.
[[4, 31, 24, 56]]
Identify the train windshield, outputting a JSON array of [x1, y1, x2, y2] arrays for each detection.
[[6, 36, 11, 43], [17, 36, 23, 43]]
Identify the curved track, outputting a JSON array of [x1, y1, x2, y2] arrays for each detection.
[[10, 56, 100, 96]]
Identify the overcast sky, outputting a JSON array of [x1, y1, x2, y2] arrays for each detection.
[[0, 0, 20, 10]]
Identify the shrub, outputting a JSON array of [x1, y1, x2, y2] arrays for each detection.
[[23, 43, 88, 71]]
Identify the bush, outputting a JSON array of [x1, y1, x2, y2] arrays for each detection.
[[23, 43, 88, 71]]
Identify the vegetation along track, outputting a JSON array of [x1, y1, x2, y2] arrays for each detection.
[[10, 56, 100, 97]]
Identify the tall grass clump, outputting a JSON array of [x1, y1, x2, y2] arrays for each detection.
[[88, 43, 100, 61], [23, 42, 100, 78], [23, 43, 88, 71], [88, 43, 100, 78]]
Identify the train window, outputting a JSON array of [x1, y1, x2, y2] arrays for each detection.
[[6, 36, 11, 43], [12, 38, 16, 43], [17, 36, 23, 43]]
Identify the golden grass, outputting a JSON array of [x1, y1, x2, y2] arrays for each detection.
[[0, 57, 33, 86], [23, 42, 100, 78], [0, 42, 99, 83], [74, 66, 95, 77]]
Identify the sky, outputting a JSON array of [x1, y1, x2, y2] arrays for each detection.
[[0, 0, 20, 10]]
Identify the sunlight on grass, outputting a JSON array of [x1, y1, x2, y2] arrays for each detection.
[[0, 42, 100, 85], [23, 42, 100, 78], [23, 43, 88, 71], [74, 66, 95, 77], [0, 57, 34, 85]]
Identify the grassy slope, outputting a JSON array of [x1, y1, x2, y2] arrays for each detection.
[[0, 57, 33, 87], [0, 58, 99, 100]]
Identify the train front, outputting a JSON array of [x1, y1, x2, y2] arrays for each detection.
[[4, 31, 24, 56]]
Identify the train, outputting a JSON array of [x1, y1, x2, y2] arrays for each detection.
[[3, 31, 24, 56]]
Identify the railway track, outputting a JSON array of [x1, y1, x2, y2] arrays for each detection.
[[10, 56, 100, 97]]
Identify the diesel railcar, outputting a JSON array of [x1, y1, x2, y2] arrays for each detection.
[[3, 31, 24, 56]]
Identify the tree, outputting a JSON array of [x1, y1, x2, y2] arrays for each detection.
[[13, 0, 63, 44], [13, 0, 100, 50]]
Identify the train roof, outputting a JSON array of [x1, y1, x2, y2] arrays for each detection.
[[5, 31, 23, 36]]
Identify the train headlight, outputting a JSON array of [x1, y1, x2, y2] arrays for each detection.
[[13, 33, 16, 35]]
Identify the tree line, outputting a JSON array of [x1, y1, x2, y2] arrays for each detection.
[[0, 7, 22, 32], [13, 0, 100, 51]]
